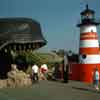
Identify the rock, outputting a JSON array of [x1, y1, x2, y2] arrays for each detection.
[[0, 80, 7, 88], [0, 64, 33, 88], [7, 79, 15, 88], [7, 65, 32, 88]]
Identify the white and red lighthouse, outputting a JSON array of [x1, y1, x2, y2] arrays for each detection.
[[70, 5, 100, 83], [77, 5, 100, 83]]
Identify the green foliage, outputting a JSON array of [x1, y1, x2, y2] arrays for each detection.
[[15, 51, 41, 66], [14, 51, 63, 69]]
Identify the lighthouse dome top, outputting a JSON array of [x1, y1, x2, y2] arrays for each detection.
[[81, 4, 95, 15]]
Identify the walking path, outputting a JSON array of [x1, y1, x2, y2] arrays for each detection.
[[0, 80, 100, 100]]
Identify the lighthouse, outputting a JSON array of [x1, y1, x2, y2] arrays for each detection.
[[77, 5, 100, 83]]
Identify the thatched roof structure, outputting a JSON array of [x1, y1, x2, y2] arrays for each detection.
[[0, 18, 47, 50]]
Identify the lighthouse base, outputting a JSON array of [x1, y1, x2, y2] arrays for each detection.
[[69, 64, 100, 83]]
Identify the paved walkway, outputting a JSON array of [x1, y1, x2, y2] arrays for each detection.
[[0, 80, 100, 100]]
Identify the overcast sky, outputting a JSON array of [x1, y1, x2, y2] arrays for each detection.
[[0, 0, 100, 53]]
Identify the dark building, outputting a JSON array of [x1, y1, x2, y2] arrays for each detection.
[[0, 18, 47, 79]]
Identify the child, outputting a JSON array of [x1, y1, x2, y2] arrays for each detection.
[[93, 67, 99, 91]]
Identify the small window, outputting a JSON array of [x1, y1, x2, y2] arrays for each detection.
[[82, 54, 86, 59], [91, 30, 93, 32]]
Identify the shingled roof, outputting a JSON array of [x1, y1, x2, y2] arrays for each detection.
[[0, 18, 47, 50]]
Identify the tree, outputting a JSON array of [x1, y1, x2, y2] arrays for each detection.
[[56, 49, 65, 57]]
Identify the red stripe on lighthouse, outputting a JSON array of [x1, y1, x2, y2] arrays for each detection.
[[80, 37, 98, 40], [79, 47, 100, 54], [81, 32, 97, 36], [80, 32, 98, 40]]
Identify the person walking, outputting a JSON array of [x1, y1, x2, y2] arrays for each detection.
[[40, 64, 48, 74], [40, 64, 48, 80], [63, 54, 69, 83], [32, 64, 39, 81], [93, 67, 99, 91]]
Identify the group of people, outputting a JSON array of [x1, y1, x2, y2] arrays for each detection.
[[9, 62, 100, 91], [31, 64, 48, 82]]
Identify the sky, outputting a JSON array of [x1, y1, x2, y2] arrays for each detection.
[[0, 0, 100, 53]]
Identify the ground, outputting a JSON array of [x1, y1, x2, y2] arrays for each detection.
[[0, 80, 100, 100]]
